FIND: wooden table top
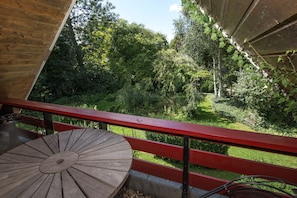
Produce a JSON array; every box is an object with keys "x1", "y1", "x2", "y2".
[{"x1": 0, "y1": 128, "x2": 133, "y2": 198}]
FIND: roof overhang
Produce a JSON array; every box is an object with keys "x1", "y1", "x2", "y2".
[
  {"x1": 195, "y1": 0, "x2": 297, "y2": 97},
  {"x1": 0, "y1": 0, "x2": 76, "y2": 102}
]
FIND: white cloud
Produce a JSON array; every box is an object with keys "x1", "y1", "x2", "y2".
[{"x1": 169, "y1": 3, "x2": 182, "y2": 12}]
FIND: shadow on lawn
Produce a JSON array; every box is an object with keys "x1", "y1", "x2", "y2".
[{"x1": 196, "y1": 95, "x2": 236, "y2": 127}]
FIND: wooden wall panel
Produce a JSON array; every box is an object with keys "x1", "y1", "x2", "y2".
[{"x1": 0, "y1": 0, "x2": 75, "y2": 105}]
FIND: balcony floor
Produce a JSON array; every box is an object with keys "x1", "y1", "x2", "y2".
[{"x1": 0, "y1": 123, "x2": 37, "y2": 154}]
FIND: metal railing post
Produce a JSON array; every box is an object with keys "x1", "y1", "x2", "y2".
[
  {"x1": 182, "y1": 136, "x2": 190, "y2": 198},
  {"x1": 98, "y1": 122, "x2": 107, "y2": 130},
  {"x1": 43, "y1": 112, "x2": 54, "y2": 135}
]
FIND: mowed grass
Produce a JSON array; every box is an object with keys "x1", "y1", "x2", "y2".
[{"x1": 106, "y1": 94, "x2": 297, "y2": 180}]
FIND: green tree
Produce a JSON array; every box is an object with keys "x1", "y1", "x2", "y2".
[
  {"x1": 30, "y1": 28, "x2": 78, "y2": 101},
  {"x1": 232, "y1": 68, "x2": 297, "y2": 127},
  {"x1": 153, "y1": 49, "x2": 210, "y2": 117},
  {"x1": 108, "y1": 20, "x2": 168, "y2": 86}
]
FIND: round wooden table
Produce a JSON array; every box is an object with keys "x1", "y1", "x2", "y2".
[{"x1": 0, "y1": 128, "x2": 132, "y2": 198}]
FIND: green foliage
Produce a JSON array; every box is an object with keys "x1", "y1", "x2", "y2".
[
  {"x1": 232, "y1": 69, "x2": 297, "y2": 128},
  {"x1": 153, "y1": 49, "x2": 210, "y2": 118},
  {"x1": 115, "y1": 82, "x2": 163, "y2": 115},
  {"x1": 146, "y1": 132, "x2": 229, "y2": 155},
  {"x1": 108, "y1": 20, "x2": 168, "y2": 86}
]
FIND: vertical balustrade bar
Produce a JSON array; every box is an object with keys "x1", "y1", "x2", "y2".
[
  {"x1": 182, "y1": 136, "x2": 190, "y2": 198},
  {"x1": 0, "y1": 105, "x2": 13, "y2": 116},
  {"x1": 98, "y1": 122, "x2": 107, "y2": 130},
  {"x1": 43, "y1": 112, "x2": 54, "y2": 135}
]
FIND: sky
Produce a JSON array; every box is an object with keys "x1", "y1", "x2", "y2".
[{"x1": 107, "y1": 0, "x2": 182, "y2": 41}]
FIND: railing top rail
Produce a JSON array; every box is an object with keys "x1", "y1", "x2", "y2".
[{"x1": 1, "y1": 98, "x2": 297, "y2": 156}]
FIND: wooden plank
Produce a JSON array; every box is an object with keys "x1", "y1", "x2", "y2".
[
  {"x1": 65, "y1": 129, "x2": 84, "y2": 151},
  {"x1": 209, "y1": 0, "x2": 225, "y2": 24},
  {"x1": 0, "y1": 11, "x2": 57, "y2": 32},
  {"x1": 31, "y1": 174, "x2": 54, "y2": 198},
  {"x1": 233, "y1": 0, "x2": 297, "y2": 44},
  {"x1": 0, "y1": 26, "x2": 55, "y2": 46},
  {"x1": 74, "y1": 131, "x2": 114, "y2": 153},
  {"x1": 67, "y1": 167, "x2": 115, "y2": 198},
  {"x1": 58, "y1": 130, "x2": 73, "y2": 152},
  {"x1": 61, "y1": 170, "x2": 86, "y2": 198},
  {"x1": 0, "y1": 43, "x2": 47, "y2": 54},
  {"x1": 26, "y1": 138, "x2": 54, "y2": 156},
  {"x1": 220, "y1": 0, "x2": 253, "y2": 35},
  {"x1": 42, "y1": 134, "x2": 60, "y2": 154},
  {"x1": 0, "y1": 8, "x2": 61, "y2": 29},
  {"x1": 0, "y1": 162, "x2": 40, "y2": 172},
  {"x1": 75, "y1": 159, "x2": 132, "y2": 172},
  {"x1": 70, "y1": 129, "x2": 108, "y2": 152},
  {"x1": 78, "y1": 149, "x2": 132, "y2": 161},
  {"x1": 47, "y1": 173, "x2": 63, "y2": 198},
  {"x1": 1, "y1": 0, "x2": 66, "y2": 23},
  {"x1": 72, "y1": 164, "x2": 128, "y2": 188},
  {"x1": 0, "y1": 153, "x2": 44, "y2": 163},
  {"x1": 80, "y1": 140, "x2": 131, "y2": 156},
  {"x1": 64, "y1": 129, "x2": 85, "y2": 151},
  {"x1": 15, "y1": 174, "x2": 50, "y2": 197},
  {"x1": 78, "y1": 134, "x2": 127, "y2": 155},
  {"x1": 0, "y1": 166, "x2": 41, "y2": 197},
  {"x1": 7, "y1": 143, "x2": 48, "y2": 159},
  {"x1": 0, "y1": 33, "x2": 52, "y2": 46},
  {"x1": 250, "y1": 22, "x2": 297, "y2": 54},
  {"x1": 78, "y1": 137, "x2": 127, "y2": 155}
]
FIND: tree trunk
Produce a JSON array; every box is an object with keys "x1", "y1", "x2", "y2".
[
  {"x1": 218, "y1": 48, "x2": 223, "y2": 98},
  {"x1": 66, "y1": 17, "x2": 84, "y2": 69},
  {"x1": 212, "y1": 57, "x2": 217, "y2": 97}
]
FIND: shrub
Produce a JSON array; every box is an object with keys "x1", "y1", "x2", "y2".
[{"x1": 146, "y1": 132, "x2": 229, "y2": 155}]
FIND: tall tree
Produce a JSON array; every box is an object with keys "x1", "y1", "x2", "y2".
[{"x1": 108, "y1": 20, "x2": 168, "y2": 86}]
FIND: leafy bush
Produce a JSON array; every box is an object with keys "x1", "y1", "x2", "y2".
[{"x1": 146, "y1": 132, "x2": 229, "y2": 155}]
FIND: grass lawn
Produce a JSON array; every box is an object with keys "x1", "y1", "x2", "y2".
[
  {"x1": 106, "y1": 94, "x2": 297, "y2": 180},
  {"x1": 53, "y1": 93, "x2": 296, "y2": 180}
]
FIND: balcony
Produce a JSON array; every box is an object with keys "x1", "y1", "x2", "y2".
[{"x1": 1, "y1": 98, "x2": 296, "y2": 197}]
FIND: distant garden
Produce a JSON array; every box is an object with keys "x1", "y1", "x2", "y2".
[{"x1": 30, "y1": 0, "x2": 297, "y2": 136}]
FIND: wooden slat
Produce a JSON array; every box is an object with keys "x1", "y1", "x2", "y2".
[
  {"x1": 42, "y1": 134, "x2": 60, "y2": 154},
  {"x1": 7, "y1": 144, "x2": 48, "y2": 159},
  {"x1": 64, "y1": 129, "x2": 86, "y2": 151},
  {"x1": 0, "y1": 167, "x2": 41, "y2": 197},
  {"x1": 75, "y1": 159, "x2": 132, "y2": 172},
  {"x1": 58, "y1": 130, "x2": 73, "y2": 152},
  {"x1": 0, "y1": 153, "x2": 44, "y2": 163},
  {"x1": 47, "y1": 173, "x2": 63, "y2": 198},
  {"x1": 250, "y1": 22, "x2": 297, "y2": 54},
  {"x1": 233, "y1": 0, "x2": 297, "y2": 44},
  {"x1": 16, "y1": 174, "x2": 51, "y2": 197},
  {"x1": 67, "y1": 167, "x2": 115, "y2": 198},
  {"x1": 78, "y1": 135, "x2": 128, "y2": 155},
  {"x1": 74, "y1": 131, "x2": 114, "y2": 153},
  {"x1": 218, "y1": 0, "x2": 253, "y2": 34},
  {"x1": 79, "y1": 149, "x2": 132, "y2": 161},
  {"x1": 61, "y1": 170, "x2": 86, "y2": 198},
  {"x1": 69, "y1": 129, "x2": 107, "y2": 152},
  {"x1": 72, "y1": 164, "x2": 128, "y2": 188},
  {"x1": 1, "y1": 0, "x2": 63, "y2": 20},
  {"x1": 25, "y1": 137, "x2": 54, "y2": 156}
]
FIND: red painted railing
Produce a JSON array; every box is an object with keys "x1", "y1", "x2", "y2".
[{"x1": 1, "y1": 98, "x2": 297, "y2": 191}]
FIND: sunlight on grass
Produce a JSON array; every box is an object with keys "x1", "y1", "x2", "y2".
[
  {"x1": 104, "y1": 93, "x2": 297, "y2": 180},
  {"x1": 196, "y1": 94, "x2": 255, "y2": 132}
]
